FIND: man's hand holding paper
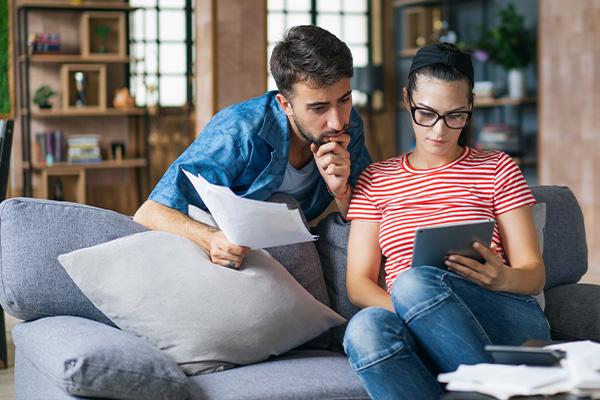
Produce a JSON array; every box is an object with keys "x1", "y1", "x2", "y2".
[{"x1": 183, "y1": 169, "x2": 318, "y2": 263}]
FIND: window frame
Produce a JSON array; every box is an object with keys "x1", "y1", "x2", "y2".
[
  {"x1": 129, "y1": 0, "x2": 195, "y2": 109},
  {"x1": 267, "y1": 0, "x2": 372, "y2": 91}
]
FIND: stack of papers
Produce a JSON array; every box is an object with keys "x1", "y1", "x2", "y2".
[
  {"x1": 183, "y1": 169, "x2": 318, "y2": 249},
  {"x1": 438, "y1": 341, "x2": 600, "y2": 399}
]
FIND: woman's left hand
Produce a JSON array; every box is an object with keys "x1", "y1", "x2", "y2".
[{"x1": 444, "y1": 242, "x2": 509, "y2": 291}]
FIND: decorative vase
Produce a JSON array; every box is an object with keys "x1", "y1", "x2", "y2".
[{"x1": 508, "y1": 68, "x2": 525, "y2": 99}]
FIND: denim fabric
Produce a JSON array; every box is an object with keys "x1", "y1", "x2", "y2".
[
  {"x1": 13, "y1": 316, "x2": 190, "y2": 400},
  {"x1": 343, "y1": 266, "x2": 550, "y2": 400},
  {"x1": 149, "y1": 91, "x2": 371, "y2": 221}
]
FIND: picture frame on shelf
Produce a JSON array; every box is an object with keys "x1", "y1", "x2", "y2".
[
  {"x1": 61, "y1": 64, "x2": 107, "y2": 112},
  {"x1": 81, "y1": 11, "x2": 125, "y2": 60},
  {"x1": 402, "y1": 6, "x2": 440, "y2": 52}
]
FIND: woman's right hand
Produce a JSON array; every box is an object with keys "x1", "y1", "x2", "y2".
[{"x1": 208, "y1": 231, "x2": 250, "y2": 269}]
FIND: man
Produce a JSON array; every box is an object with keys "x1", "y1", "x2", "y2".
[{"x1": 134, "y1": 25, "x2": 371, "y2": 269}]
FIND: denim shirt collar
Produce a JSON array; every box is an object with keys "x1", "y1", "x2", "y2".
[{"x1": 258, "y1": 92, "x2": 290, "y2": 152}]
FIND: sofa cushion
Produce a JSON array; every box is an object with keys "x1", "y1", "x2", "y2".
[
  {"x1": 58, "y1": 230, "x2": 345, "y2": 375},
  {"x1": 544, "y1": 283, "x2": 600, "y2": 341},
  {"x1": 188, "y1": 350, "x2": 369, "y2": 400},
  {"x1": 12, "y1": 316, "x2": 190, "y2": 400},
  {"x1": 264, "y1": 194, "x2": 330, "y2": 307},
  {"x1": 313, "y1": 212, "x2": 360, "y2": 321},
  {"x1": 0, "y1": 198, "x2": 145, "y2": 324},
  {"x1": 531, "y1": 186, "x2": 588, "y2": 289}
]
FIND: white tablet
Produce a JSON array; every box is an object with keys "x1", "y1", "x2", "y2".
[{"x1": 411, "y1": 219, "x2": 496, "y2": 268}]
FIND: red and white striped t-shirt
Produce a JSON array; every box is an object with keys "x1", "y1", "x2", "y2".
[{"x1": 347, "y1": 147, "x2": 536, "y2": 291}]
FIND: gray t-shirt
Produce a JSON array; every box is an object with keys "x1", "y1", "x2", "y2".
[{"x1": 277, "y1": 160, "x2": 320, "y2": 211}]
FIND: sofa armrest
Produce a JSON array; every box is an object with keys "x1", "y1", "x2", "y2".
[
  {"x1": 544, "y1": 283, "x2": 600, "y2": 341},
  {"x1": 12, "y1": 316, "x2": 190, "y2": 400}
]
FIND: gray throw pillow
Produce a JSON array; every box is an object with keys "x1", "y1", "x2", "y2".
[
  {"x1": 58, "y1": 231, "x2": 345, "y2": 375},
  {"x1": 12, "y1": 316, "x2": 190, "y2": 400}
]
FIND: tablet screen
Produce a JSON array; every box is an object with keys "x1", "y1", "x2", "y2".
[{"x1": 411, "y1": 219, "x2": 496, "y2": 268}]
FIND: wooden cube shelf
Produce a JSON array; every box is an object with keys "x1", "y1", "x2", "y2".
[
  {"x1": 81, "y1": 11, "x2": 126, "y2": 59},
  {"x1": 61, "y1": 64, "x2": 107, "y2": 111},
  {"x1": 403, "y1": 6, "x2": 437, "y2": 50}
]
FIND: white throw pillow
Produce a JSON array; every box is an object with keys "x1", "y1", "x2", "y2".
[{"x1": 58, "y1": 231, "x2": 345, "y2": 375}]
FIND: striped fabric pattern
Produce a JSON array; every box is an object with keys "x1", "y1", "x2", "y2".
[{"x1": 347, "y1": 147, "x2": 536, "y2": 291}]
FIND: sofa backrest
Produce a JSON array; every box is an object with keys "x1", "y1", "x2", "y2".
[
  {"x1": 0, "y1": 198, "x2": 146, "y2": 323},
  {"x1": 531, "y1": 186, "x2": 588, "y2": 290}
]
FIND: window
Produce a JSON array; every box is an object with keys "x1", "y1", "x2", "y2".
[
  {"x1": 129, "y1": 0, "x2": 194, "y2": 107},
  {"x1": 267, "y1": 0, "x2": 371, "y2": 91}
]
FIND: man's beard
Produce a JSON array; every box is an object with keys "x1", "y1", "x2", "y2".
[{"x1": 292, "y1": 113, "x2": 348, "y2": 146}]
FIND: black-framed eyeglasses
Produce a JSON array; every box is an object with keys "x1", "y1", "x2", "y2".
[{"x1": 409, "y1": 95, "x2": 472, "y2": 130}]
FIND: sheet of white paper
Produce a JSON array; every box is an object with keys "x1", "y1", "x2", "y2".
[
  {"x1": 183, "y1": 169, "x2": 317, "y2": 249},
  {"x1": 546, "y1": 341, "x2": 600, "y2": 389},
  {"x1": 439, "y1": 364, "x2": 570, "y2": 400}
]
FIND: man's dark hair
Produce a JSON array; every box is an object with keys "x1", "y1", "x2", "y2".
[
  {"x1": 270, "y1": 25, "x2": 353, "y2": 99},
  {"x1": 406, "y1": 43, "x2": 474, "y2": 146}
]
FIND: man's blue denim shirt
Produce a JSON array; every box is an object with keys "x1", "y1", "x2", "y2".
[{"x1": 149, "y1": 91, "x2": 372, "y2": 221}]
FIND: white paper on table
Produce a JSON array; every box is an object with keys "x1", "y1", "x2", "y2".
[
  {"x1": 545, "y1": 341, "x2": 600, "y2": 390},
  {"x1": 183, "y1": 169, "x2": 318, "y2": 249},
  {"x1": 438, "y1": 363, "x2": 570, "y2": 400}
]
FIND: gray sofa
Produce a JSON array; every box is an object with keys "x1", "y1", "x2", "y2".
[{"x1": 1, "y1": 185, "x2": 599, "y2": 399}]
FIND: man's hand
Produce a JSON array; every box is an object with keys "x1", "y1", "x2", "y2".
[
  {"x1": 311, "y1": 133, "x2": 351, "y2": 196},
  {"x1": 208, "y1": 230, "x2": 250, "y2": 269},
  {"x1": 444, "y1": 242, "x2": 509, "y2": 291}
]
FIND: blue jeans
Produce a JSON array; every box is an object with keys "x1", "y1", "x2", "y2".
[{"x1": 343, "y1": 266, "x2": 551, "y2": 400}]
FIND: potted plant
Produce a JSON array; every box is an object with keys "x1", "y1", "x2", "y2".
[
  {"x1": 477, "y1": 3, "x2": 535, "y2": 98},
  {"x1": 33, "y1": 85, "x2": 57, "y2": 109}
]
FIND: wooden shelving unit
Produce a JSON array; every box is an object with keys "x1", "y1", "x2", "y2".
[{"x1": 16, "y1": 0, "x2": 149, "y2": 210}]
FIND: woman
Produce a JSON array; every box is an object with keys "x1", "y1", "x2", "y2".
[{"x1": 343, "y1": 43, "x2": 550, "y2": 399}]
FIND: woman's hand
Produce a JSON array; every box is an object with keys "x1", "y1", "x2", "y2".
[{"x1": 444, "y1": 242, "x2": 509, "y2": 291}]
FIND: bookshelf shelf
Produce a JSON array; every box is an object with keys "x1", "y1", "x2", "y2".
[
  {"x1": 474, "y1": 97, "x2": 537, "y2": 108},
  {"x1": 24, "y1": 108, "x2": 146, "y2": 117},
  {"x1": 397, "y1": 97, "x2": 537, "y2": 111},
  {"x1": 30, "y1": 158, "x2": 147, "y2": 172},
  {"x1": 20, "y1": 54, "x2": 133, "y2": 63},
  {"x1": 16, "y1": 1, "x2": 135, "y2": 11}
]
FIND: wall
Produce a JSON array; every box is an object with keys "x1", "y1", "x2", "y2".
[
  {"x1": 538, "y1": 0, "x2": 600, "y2": 280},
  {"x1": 195, "y1": 0, "x2": 267, "y2": 134}
]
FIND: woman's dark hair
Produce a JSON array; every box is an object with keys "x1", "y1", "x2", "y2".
[
  {"x1": 270, "y1": 25, "x2": 353, "y2": 99},
  {"x1": 407, "y1": 43, "x2": 474, "y2": 146}
]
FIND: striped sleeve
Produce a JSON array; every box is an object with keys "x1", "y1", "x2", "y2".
[
  {"x1": 493, "y1": 152, "x2": 536, "y2": 215},
  {"x1": 347, "y1": 167, "x2": 382, "y2": 221}
]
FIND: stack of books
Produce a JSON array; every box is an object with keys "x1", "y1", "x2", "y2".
[
  {"x1": 29, "y1": 33, "x2": 61, "y2": 54},
  {"x1": 33, "y1": 130, "x2": 64, "y2": 166},
  {"x1": 476, "y1": 124, "x2": 521, "y2": 154},
  {"x1": 67, "y1": 135, "x2": 102, "y2": 163}
]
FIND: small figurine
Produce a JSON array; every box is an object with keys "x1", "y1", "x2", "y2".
[{"x1": 113, "y1": 87, "x2": 135, "y2": 109}]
